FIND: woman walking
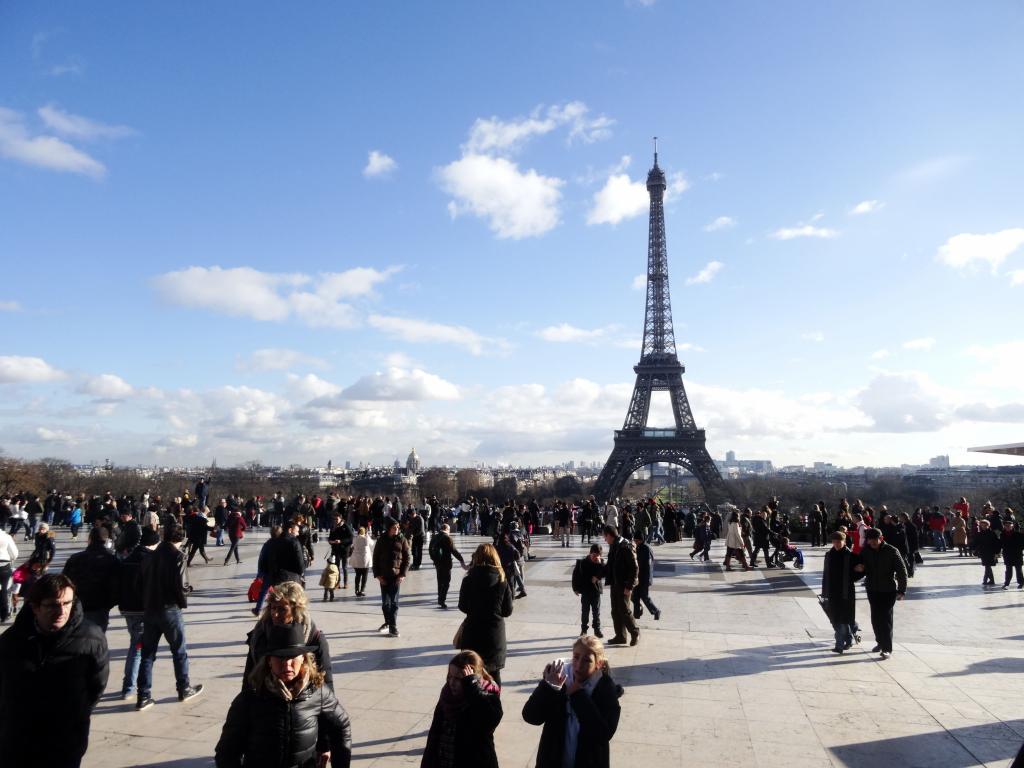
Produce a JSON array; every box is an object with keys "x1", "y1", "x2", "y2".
[
  {"x1": 457, "y1": 544, "x2": 513, "y2": 685},
  {"x1": 244, "y1": 581, "x2": 333, "y2": 689},
  {"x1": 522, "y1": 635, "x2": 623, "y2": 768},
  {"x1": 216, "y1": 622, "x2": 352, "y2": 768},
  {"x1": 420, "y1": 650, "x2": 502, "y2": 768},
  {"x1": 223, "y1": 506, "x2": 247, "y2": 565},
  {"x1": 350, "y1": 526, "x2": 373, "y2": 597},
  {"x1": 723, "y1": 511, "x2": 751, "y2": 571}
]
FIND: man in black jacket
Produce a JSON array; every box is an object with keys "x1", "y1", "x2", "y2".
[
  {"x1": 855, "y1": 528, "x2": 908, "y2": 660},
  {"x1": 602, "y1": 525, "x2": 640, "y2": 646},
  {"x1": 63, "y1": 526, "x2": 120, "y2": 631},
  {"x1": 117, "y1": 527, "x2": 159, "y2": 699},
  {"x1": 372, "y1": 518, "x2": 410, "y2": 637},
  {"x1": 0, "y1": 573, "x2": 109, "y2": 768},
  {"x1": 407, "y1": 507, "x2": 427, "y2": 570},
  {"x1": 115, "y1": 507, "x2": 142, "y2": 557},
  {"x1": 429, "y1": 523, "x2": 466, "y2": 609},
  {"x1": 750, "y1": 508, "x2": 773, "y2": 567},
  {"x1": 572, "y1": 543, "x2": 606, "y2": 638},
  {"x1": 631, "y1": 533, "x2": 661, "y2": 622},
  {"x1": 1000, "y1": 520, "x2": 1024, "y2": 589},
  {"x1": 328, "y1": 512, "x2": 354, "y2": 589},
  {"x1": 136, "y1": 524, "x2": 203, "y2": 711},
  {"x1": 267, "y1": 519, "x2": 306, "y2": 587}
]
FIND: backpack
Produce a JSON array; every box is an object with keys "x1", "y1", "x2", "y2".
[
  {"x1": 571, "y1": 559, "x2": 586, "y2": 593},
  {"x1": 429, "y1": 534, "x2": 445, "y2": 563}
]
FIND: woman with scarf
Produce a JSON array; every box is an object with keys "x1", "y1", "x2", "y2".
[
  {"x1": 420, "y1": 650, "x2": 502, "y2": 768},
  {"x1": 216, "y1": 622, "x2": 352, "y2": 768},
  {"x1": 522, "y1": 636, "x2": 623, "y2": 768},
  {"x1": 244, "y1": 581, "x2": 333, "y2": 690}
]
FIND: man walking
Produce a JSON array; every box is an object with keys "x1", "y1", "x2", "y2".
[
  {"x1": 63, "y1": 527, "x2": 120, "y2": 631},
  {"x1": 428, "y1": 523, "x2": 466, "y2": 608},
  {"x1": 855, "y1": 528, "x2": 908, "y2": 660},
  {"x1": 117, "y1": 527, "x2": 159, "y2": 698},
  {"x1": 0, "y1": 525, "x2": 17, "y2": 624},
  {"x1": 1000, "y1": 520, "x2": 1024, "y2": 589},
  {"x1": 631, "y1": 532, "x2": 661, "y2": 621},
  {"x1": 821, "y1": 530, "x2": 862, "y2": 653},
  {"x1": 407, "y1": 506, "x2": 426, "y2": 570},
  {"x1": 0, "y1": 573, "x2": 109, "y2": 768},
  {"x1": 372, "y1": 518, "x2": 410, "y2": 637},
  {"x1": 327, "y1": 511, "x2": 354, "y2": 590},
  {"x1": 602, "y1": 524, "x2": 639, "y2": 646},
  {"x1": 136, "y1": 524, "x2": 203, "y2": 710}
]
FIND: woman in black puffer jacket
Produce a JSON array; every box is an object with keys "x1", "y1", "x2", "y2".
[
  {"x1": 216, "y1": 623, "x2": 351, "y2": 768},
  {"x1": 458, "y1": 544, "x2": 513, "y2": 685}
]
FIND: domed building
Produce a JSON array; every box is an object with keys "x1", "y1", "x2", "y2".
[{"x1": 406, "y1": 447, "x2": 421, "y2": 473}]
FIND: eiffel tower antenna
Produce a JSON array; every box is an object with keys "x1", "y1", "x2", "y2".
[{"x1": 592, "y1": 146, "x2": 727, "y2": 505}]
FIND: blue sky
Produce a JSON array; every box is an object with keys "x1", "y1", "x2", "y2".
[{"x1": 1, "y1": 1, "x2": 1023, "y2": 469}]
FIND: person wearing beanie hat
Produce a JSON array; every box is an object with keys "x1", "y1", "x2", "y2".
[
  {"x1": 854, "y1": 527, "x2": 908, "y2": 660},
  {"x1": 116, "y1": 523, "x2": 161, "y2": 698},
  {"x1": 371, "y1": 517, "x2": 410, "y2": 637}
]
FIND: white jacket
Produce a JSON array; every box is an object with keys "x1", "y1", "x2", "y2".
[
  {"x1": 0, "y1": 529, "x2": 18, "y2": 564},
  {"x1": 726, "y1": 521, "x2": 744, "y2": 549},
  {"x1": 350, "y1": 534, "x2": 374, "y2": 570}
]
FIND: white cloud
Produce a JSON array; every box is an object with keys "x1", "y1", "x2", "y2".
[
  {"x1": 78, "y1": 373, "x2": 133, "y2": 400},
  {"x1": 895, "y1": 155, "x2": 968, "y2": 185},
  {"x1": 463, "y1": 101, "x2": 613, "y2": 155},
  {"x1": 1010, "y1": 270, "x2": 1024, "y2": 286},
  {"x1": 903, "y1": 337, "x2": 936, "y2": 351},
  {"x1": 537, "y1": 323, "x2": 610, "y2": 343},
  {"x1": 854, "y1": 371, "x2": 949, "y2": 432},
  {"x1": 849, "y1": 200, "x2": 884, "y2": 216},
  {"x1": 0, "y1": 356, "x2": 66, "y2": 383},
  {"x1": 631, "y1": 275, "x2": 646, "y2": 291},
  {"x1": 936, "y1": 228, "x2": 1024, "y2": 273},
  {"x1": 439, "y1": 154, "x2": 563, "y2": 239},
  {"x1": 870, "y1": 349, "x2": 891, "y2": 360},
  {"x1": 965, "y1": 341, "x2": 1024, "y2": 386},
  {"x1": 156, "y1": 433, "x2": 199, "y2": 450},
  {"x1": 35, "y1": 426, "x2": 78, "y2": 444},
  {"x1": 587, "y1": 173, "x2": 647, "y2": 226},
  {"x1": 237, "y1": 348, "x2": 327, "y2": 372},
  {"x1": 587, "y1": 168, "x2": 688, "y2": 226},
  {"x1": 801, "y1": 331, "x2": 825, "y2": 343},
  {"x1": 770, "y1": 221, "x2": 839, "y2": 240},
  {"x1": 340, "y1": 367, "x2": 460, "y2": 401},
  {"x1": 363, "y1": 150, "x2": 397, "y2": 178},
  {"x1": 37, "y1": 104, "x2": 135, "y2": 140},
  {"x1": 368, "y1": 314, "x2": 506, "y2": 356},
  {"x1": 0, "y1": 300, "x2": 20, "y2": 312},
  {"x1": 153, "y1": 265, "x2": 399, "y2": 328},
  {"x1": 703, "y1": 216, "x2": 736, "y2": 232},
  {"x1": 685, "y1": 261, "x2": 724, "y2": 286},
  {"x1": 285, "y1": 373, "x2": 342, "y2": 401},
  {"x1": 0, "y1": 106, "x2": 105, "y2": 178}
]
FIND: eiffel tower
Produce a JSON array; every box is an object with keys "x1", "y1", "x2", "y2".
[{"x1": 592, "y1": 143, "x2": 727, "y2": 504}]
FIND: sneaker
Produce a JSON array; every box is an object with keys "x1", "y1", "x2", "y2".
[
  {"x1": 378, "y1": 623, "x2": 390, "y2": 633},
  {"x1": 178, "y1": 684, "x2": 204, "y2": 703},
  {"x1": 879, "y1": 651, "x2": 890, "y2": 660},
  {"x1": 516, "y1": 591, "x2": 528, "y2": 599},
  {"x1": 389, "y1": 628, "x2": 400, "y2": 638},
  {"x1": 629, "y1": 633, "x2": 639, "y2": 647},
  {"x1": 606, "y1": 636, "x2": 627, "y2": 646},
  {"x1": 136, "y1": 696, "x2": 155, "y2": 711},
  {"x1": 121, "y1": 689, "x2": 134, "y2": 701}
]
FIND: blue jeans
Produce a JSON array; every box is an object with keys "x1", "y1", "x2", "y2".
[
  {"x1": 138, "y1": 607, "x2": 191, "y2": 697},
  {"x1": 122, "y1": 614, "x2": 146, "y2": 694},
  {"x1": 380, "y1": 581, "x2": 400, "y2": 630},
  {"x1": 834, "y1": 622, "x2": 853, "y2": 649},
  {"x1": 254, "y1": 577, "x2": 272, "y2": 614}
]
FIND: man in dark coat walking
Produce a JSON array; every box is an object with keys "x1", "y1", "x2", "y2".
[
  {"x1": 821, "y1": 530, "x2": 863, "y2": 653},
  {"x1": 631, "y1": 532, "x2": 661, "y2": 622},
  {"x1": 855, "y1": 527, "x2": 908, "y2": 660},
  {"x1": 602, "y1": 525, "x2": 639, "y2": 646},
  {"x1": 0, "y1": 573, "x2": 109, "y2": 768},
  {"x1": 407, "y1": 507, "x2": 427, "y2": 570},
  {"x1": 1000, "y1": 520, "x2": 1024, "y2": 589},
  {"x1": 63, "y1": 526, "x2": 120, "y2": 631},
  {"x1": 372, "y1": 518, "x2": 410, "y2": 637},
  {"x1": 429, "y1": 523, "x2": 466, "y2": 608}
]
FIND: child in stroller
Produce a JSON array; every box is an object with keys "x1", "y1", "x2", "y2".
[{"x1": 770, "y1": 536, "x2": 805, "y2": 569}]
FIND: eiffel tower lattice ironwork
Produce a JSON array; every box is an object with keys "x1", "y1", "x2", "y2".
[{"x1": 592, "y1": 144, "x2": 728, "y2": 504}]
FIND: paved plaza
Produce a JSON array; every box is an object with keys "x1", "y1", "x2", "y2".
[{"x1": 35, "y1": 529, "x2": 1021, "y2": 768}]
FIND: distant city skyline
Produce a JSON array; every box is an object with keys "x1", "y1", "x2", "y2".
[{"x1": 1, "y1": 3, "x2": 1022, "y2": 469}]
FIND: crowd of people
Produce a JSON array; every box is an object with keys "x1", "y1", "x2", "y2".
[{"x1": 1, "y1": 484, "x2": 1022, "y2": 767}]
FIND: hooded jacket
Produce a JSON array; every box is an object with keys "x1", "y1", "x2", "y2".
[{"x1": 0, "y1": 598, "x2": 109, "y2": 768}]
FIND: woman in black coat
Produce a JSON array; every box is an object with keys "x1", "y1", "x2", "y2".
[
  {"x1": 820, "y1": 531, "x2": 864, "y2": 653},
  {"x1": 421, "y1": 650, "x2": 502, "y2": 768},
  {"x1": 458, "y1": 544, "x2": 513, "y2": 685},
  {"x1": 522, "y1": 636, "x2": 622, "y2": 768},
  {"x1": 216, "y1": 623, "x2": 351, "y2": 768}
]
